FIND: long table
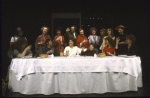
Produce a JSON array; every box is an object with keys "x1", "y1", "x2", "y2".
[{"x1": 8, "y1": 56, "x2": 142, "y2": 95}]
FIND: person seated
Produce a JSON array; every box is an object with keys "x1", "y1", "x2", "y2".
[
  {"x1": 13, "y1": 38, "x2": 32, "y2": 58},
  {"x1": 53, "y1": 28, "x2": 66, "y2": 52},
  {"x1": 103, "y1": 37, "x2": 116, "y2": 56},
  {"x1": 115, "y1": 34, "x2": 137, "y2": 56},
  {"x1": 76, "y1": 28, "x2": 89, "y2": 49},
  {"x1": 42, "y1": 39, "x2": 60, "y2": 56},
  {"x1": 80, "y1": 44, "x2": 96, "y2": 56},
  {"x1": 98, "y1": 28, "x2": 106, "y2": 53},
  {"x1": 88, "y1": 27, "x2": 99, "y2": 54},
  {"x1": 101, "y1": 28, "x2": 115, "y2": 53},
  {"x1": 64, "y1": 38, "x2": 81, "y2": 57}
]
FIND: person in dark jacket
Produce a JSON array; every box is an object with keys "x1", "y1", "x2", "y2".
[
  {"x1": 115, "y1": 34, "x2": 137, "y2": 56},
  {"x1": 42, "y1": 39, "x2": 60, "y2": 56},
  {"x1": 81, "y1": 44, "x2": 96, "y2": 56}
]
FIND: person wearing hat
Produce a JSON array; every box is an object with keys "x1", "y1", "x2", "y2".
[
  {"x1": 88, "y1": 27, "x2": 99, "y2": 54},
  {"x1": 76, "y1": 28, "x2": 89, "y2": 49},
  {"x1": 53, "y1": 28, "x2": 66, "y2": 52},
  {"x1": 35, "y1": 26, "x2": 51, "y2": 57},
  {"x1": 115, "y1": 25, "x2": 127, "y2": 44},
  {"x1": 10, "y1": 27, "x2": 27, "y2": 47}
]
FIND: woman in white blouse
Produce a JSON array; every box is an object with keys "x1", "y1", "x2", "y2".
[{"x1": 64, "y1": 38, "x2": 81, "y2": 57}]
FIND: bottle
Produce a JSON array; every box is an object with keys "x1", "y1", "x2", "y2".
[
  {"x1": 94, "y1": 53, "x2": 97, "y2": 58},
  {"x1": 51, "y1": 54, "x2": 54, "y2": 58}
]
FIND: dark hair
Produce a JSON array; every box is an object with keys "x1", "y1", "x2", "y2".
[
  {"x1": 55, "y1": 27, "x2": 62, "y2": 32},
  {"x1": 90, "y1": 27, "x2": 97, "y2": 33},
  {"x1": 68, "y1": 37, "x2": 75, "y2": 46},
  {"x1": 89, "y1": 43, "x2": 94, "y2": 48},
  {"x1": 44, "y1": 39, "x2": 51, "y2": 47},
  {"x1": 105, "y1": 37, "x2": 115, "y2": 48},
  {"x1": 71, "y1": 25, "x2": 77, "y2": 30},
  {"x1": 106, "y1": 28, "x2": 114, "y2": 37},
  {"x1": 14, "y1": 38, "x2": 27, "y2": 52},
  {"x1": 126, "y1": 34, "x2": 136, "y2": 44},
  {"x1": 100, "y1": 28, "x2": 107, "y2": 38}
]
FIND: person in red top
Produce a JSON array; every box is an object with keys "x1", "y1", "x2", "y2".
[
  {"x1": 53, "y1": 28, "x2": 66, "y2": 52},
  {"x1": 76, "y1": 28, "x2": 89, "y2": 48},
  {"x1": 103, "y1": 37, "x2": 116, "y2": 56}
]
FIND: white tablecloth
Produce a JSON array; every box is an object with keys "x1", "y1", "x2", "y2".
[
  {"x1": 8, "y1": 56, "x2": 142, "y2": 95},
  {"x1": 10, "y1": 56, "x2": 141, "y2": 81}
]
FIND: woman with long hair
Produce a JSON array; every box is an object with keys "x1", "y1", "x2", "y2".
[
  {"x1": 98, "y1": 28, "x2": 106, "y2": 53},
  {"x1": 13, "y1": 38, "x2": 32, "y2": 58},
  {"x1": 103, "y1": 37, "x2": 116, "y2": 56},
  {"x1": 101, "y1": 28, "x2": 115, "y2": 53}
]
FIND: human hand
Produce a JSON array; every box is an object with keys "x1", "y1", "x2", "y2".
[
  {"x1": 116, "y1": 38, "x2": 120, "y2": 44},
  {"x1": 93, "y1": 37, "x2": 96, "y2": 40},
  {"x1": 38, "y1": 41, "x2": 43, "y2": 44},
  {"x1": 81, "y1": 47, "x2": 85, "y2": 51},
  {"x1": 88, "y1": 36, "x2": 91, "y2": 39},
  {"x1": 66, "y1": 50, "x2": 69, "y2": 56},
  {"x1": 47, "y1": 49, "x2": 53, "y2": 54},
  {"x1": 107, "y1": 52, "x2": 112, "y2": 56}
]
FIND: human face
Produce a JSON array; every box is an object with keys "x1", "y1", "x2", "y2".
[
  {"x1": 80, "y1": 30, "x2": 84, "y2": 35},
  {"x1": 71, "y1": 26, "x2": 75, "y2": 32},
  {"x1": 92, "y1": 30, "x2": 96, "y2": 35},
  {"x1": 89, "y1": 45, "x2": 94, "y2": 51},
  {"x1": 100, "y1": 30, "x2": 104, "y2": 35},
  {"x1": 107, "y1": 29, "x2": 111, "y2": 35},
  {"x1": 48, "y1": 40, "x2": 52, "y2": 46},
  {"x1": 126, "y1": 38, "x2": 132, "y2": 45},
  {"x1": 69, "y1": 40, "x2": 74, "y2": 47},
  {"x1": 18, "y1": 31, "x2": 23, "y2": 36},
  {"x1": 105, "y1": 39, "x2": 109, "y2": 45},
  {"x1": 118, "y1": 28, "x2": 123, "y2": 34},
  {"x1": 43, "y1": 28, "x2": 48, "y2": 34},
  {"x1": 57, "y1": 30, "x2": 61, "y2": 35}
]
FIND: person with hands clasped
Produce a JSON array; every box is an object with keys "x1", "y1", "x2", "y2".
[
  {"x1": 76, "y1": 28, "x2": 89, "y2": 49},
  {"x1": 88, "y1": 27, "x2": 99, "y2": 54}
]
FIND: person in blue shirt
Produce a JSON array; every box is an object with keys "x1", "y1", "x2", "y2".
[
  {"x1": 42, "y1": 39, "x2": 60, "y2": 56},
  {"x1": 88, "y1": 27, "x2": 99, "y2": 54}
]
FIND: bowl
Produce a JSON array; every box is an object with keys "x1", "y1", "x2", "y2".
[
  {"x1": 97, "y1": 53, "x2": 106, "y2": 57},
  {"x1": 40, "y1": 54, "x2": 48, "y2": 58}
]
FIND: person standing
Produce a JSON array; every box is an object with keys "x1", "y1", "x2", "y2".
[
  {"x1": 10, "y1": 27, "x2": 27, "y2": 47},
  {"x1": 115, "y1": 25, "x2": 127, "y2": 44},
  {"x1": 76, "y1": 28, "x2": 89, "y2": 49},
  {"x1": 53, "y1": 28, "x2": 66, "y2": 52},
  {"x1": 88, "y1": 27, "x2": 99, "y2": 54},
  {"x1": 35, "y1": 26, "x2": 51, "y2": 57}
]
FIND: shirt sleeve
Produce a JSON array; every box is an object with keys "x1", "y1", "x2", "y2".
[{"x1": 13, "y1": 49, "x2": 21, "y2": 58}]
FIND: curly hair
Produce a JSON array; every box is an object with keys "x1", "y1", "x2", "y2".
[
  {"x1": 106, "y1": 28, "x2": 114, "y2": 37},
  {"x1": 105, "y1": 37, "x2": 115, "y2": 48},
  {"x1": 126, "y1": 34, "x2": 136, "y2": 44},
  {"x1": 90, "y1": 27, "x2": 97, "y2": 33},
  {"x1": 14, "y1": 38, "x2": 28, "y2": 52},
  {"x1": 41, "y1": 26, "x2": 50, "y2": 31}
]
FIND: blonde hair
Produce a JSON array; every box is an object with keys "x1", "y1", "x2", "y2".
[{"x1": 41, "y1": 26, "x2": 50, "y2": 31}]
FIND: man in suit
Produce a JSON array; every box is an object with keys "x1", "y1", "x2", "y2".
[{"x1": 64, "y1": 26, "x2": 78, "y2": 46}]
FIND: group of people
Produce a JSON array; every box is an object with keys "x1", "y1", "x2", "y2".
[
  {"x1": 4, "y1": 25, "x2": 137, "y2": 85},
  {"x1": 8, "y1": 25, "x2": 137, "y2": 58}
]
